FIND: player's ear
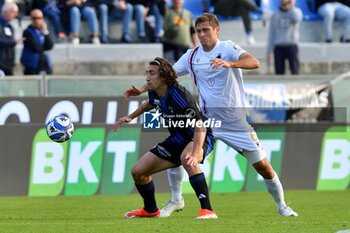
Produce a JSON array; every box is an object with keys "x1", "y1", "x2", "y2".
[{"x1": 215, "y1": 26, "x2": 220, "y2": 34}]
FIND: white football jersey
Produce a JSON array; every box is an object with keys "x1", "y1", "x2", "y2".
[
  {"x1": 174, "y1": 40, "x2": 261, "y2": 152},
  {"x1": 174, "y1": 40, "x2": 250, "y2": 125},
  {"x1": 174, "y1": 40, "x2": 247, "y2": 108}
]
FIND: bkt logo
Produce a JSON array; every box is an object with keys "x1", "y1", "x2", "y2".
[
  {"x1": 29, "y1": 127, "x2": 141, "y2": 196},
  {"x1": 143, "y1": 110, "x2": 162, "y2": 128}
]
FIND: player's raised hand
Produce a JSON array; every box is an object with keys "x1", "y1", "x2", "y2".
[
  {"x1": 112, "y1": 116, "x2": 132, "y2": 132},
  {"x1": 124, "y1": 85, "x2": 142, "y2": 101},
  {"x1": 210, "y1": 58, "x2": 230, "y2": 69}
]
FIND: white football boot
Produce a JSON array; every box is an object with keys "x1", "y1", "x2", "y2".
[
  {"x1": 278, "y1": 205, "x2": 298, "y2": 217},
  {"x1": 159, "y1": 198, "x2": 185, "y2": 217}
]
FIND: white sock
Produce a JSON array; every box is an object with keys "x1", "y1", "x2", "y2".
[
  {"x1": 264, "y1": 172, "x2": 286, "y2": 209},
  {"x1": 167, "y1": 166, "x2": 184, "y2": 202}
]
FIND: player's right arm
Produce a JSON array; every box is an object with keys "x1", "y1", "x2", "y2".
[
  {"x1": 185, "y1": 121, "x2": 207, "y2": 167},
  {"x1": 124, "y1": 51, "x2": 192, "y2": 100},
  {"x1": 124, "y1": 84, "x2": 148, "y2": 101},
  {"x1": 112, "y1": 100, "x2": 153, "y2": 132}
]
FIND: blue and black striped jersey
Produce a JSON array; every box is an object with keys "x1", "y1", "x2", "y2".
[{"x1": 148, "y1": 83, "x2": 213, "y2": 144}]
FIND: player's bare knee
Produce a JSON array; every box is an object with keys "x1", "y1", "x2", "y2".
[
  {"x1": 131, "y1": 165, "x2": 151, "y2": 183},
  {"x1": 130, "y1": 166, "x2": 142, "y2": 181},
  {"x1": 181, "y1": 162, "x2": 192, "y2": 172}
]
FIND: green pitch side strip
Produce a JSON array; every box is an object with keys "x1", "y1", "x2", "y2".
[
  {"x1": 64, "y1": 128, "x2": 105, "y2": 196},
  {"x1": 245, "y1": 127, "x2": 285, "y2": 192},
  {"x1": 317, "y1": 126, "x2": 350, "y2": 190},
  {"x1": 100, "y1": 128, "x2": 140, "y2": 194},
  {"x1": 29, "y1": 129, "x2": 68, "y2": 196}
]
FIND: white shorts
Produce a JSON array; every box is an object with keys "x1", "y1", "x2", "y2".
[
  {"x1": 213, "y1": 129, "x2": 266, "y2": 164},
  {"x1": 206, "y1": 109, "x2": 266, "y2": 163},
  {"x1": 213, "y1": 129, "x2": 262, "y2": 152}
]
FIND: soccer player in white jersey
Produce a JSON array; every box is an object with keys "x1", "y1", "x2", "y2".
[{"x1": 124, "y1": 13, "x2": 298, "y2": 218}]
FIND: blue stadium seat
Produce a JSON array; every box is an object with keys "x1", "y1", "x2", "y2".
[
  {"x1": 210, "y1": 0, "x2": 263, "y2": 21},
  {"x1": 295, "y1": 0, "x2": 321, "y2": 20},
  {"x1": 183, "y1": 0, "x2": 204, "y2": 18},
  {"x1": 178, "y1": 0, "x2": 320, "y2": 22},
  {"x1": 260, "y1": 0, "x2": 280, "y2": 12}
]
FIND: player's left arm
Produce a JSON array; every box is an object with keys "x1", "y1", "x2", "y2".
[
  {"x1": 182, "y1": 91, "x2": 207, "y2": 166},
  {"x1": 186, "y1": 123, "x2": 207, "y2": 167},
  {"x1": 211, "y1": 52, "x2": 260, "y2": 70}
]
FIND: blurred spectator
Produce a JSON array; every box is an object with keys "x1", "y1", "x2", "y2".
[
  {"x1": 20, "y1": 9, "x2": 54, "y2": 74},
  {"x1": 145, "y1": 0, "x2": 164, "y2": 43},
  {"x1": 315, "y1": 0, "x2": 350, "y2": 42},
  {"x1": 122, "y1": 0, "x2": 152, "y2": 43},
  {"x1": 162, "y1": 0, "x2": 198, "y2": 62},
  {"x1": 91, "y1": 0, "x2": 111, "y2": 43},
  {"x1": 58, "y1": 0, "x2": 100, "y2": 45},
  {"x1": 32, "y1": 0, "x2": 66, "y2": 42},
  {"x1": 202, "y1": 0, "x2": 210, "y2": 12},
  {"x1": 267, "y1": 0, "x2": 302, "y2": 75},
  {"x1": 107, "y1": 0, "x2": 133, "y2": 42},
  {"x1": 91, "y1": 0, "x2": 132, "y2": 43},
  {"x1": 0, "y1": 2, "x2": 22, "y2": 75},
  {"x1": 213, "y1": 0, "x2": 259, "y2": 44}
]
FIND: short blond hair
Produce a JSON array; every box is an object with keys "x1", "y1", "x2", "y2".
[{"x1": 195, "y1": 13, "x2": 220, "y2": 28}]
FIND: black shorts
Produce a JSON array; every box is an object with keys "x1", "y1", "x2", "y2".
[{"x1": 149, "y1": 134, "x2": 214, "y2": 166}]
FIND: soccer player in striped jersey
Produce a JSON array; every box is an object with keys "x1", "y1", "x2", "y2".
[
  {"x1": 124, "y1": 13, "x2": 298, "y2": 217},
  {"x1": 114, "y1": 57, "x2": 217, "y2": 219}
]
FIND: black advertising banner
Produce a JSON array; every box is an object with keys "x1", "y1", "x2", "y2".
[
  {"x1": 285, "y1": 84, "x2": 334, "y2": 122},
  {"x1": 0, "y1": 97, "x2": 143, "y2": 125},
  {"x1": 245, "y1": 82, "x2": 336, "y2": 123}
]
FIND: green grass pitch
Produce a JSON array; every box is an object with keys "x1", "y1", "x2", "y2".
[{"x1": 0, "y1": 190, "x2": 349, "y2": 233}]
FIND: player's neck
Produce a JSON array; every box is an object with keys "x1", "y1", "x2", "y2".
[
  {"x1": 202, "y1": 42, "x2": 217, "y2": 52},
  {"x1": 155, "y1": 85, "x2": 168, "y2": 97}
]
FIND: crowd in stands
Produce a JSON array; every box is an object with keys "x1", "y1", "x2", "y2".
[
  {"x1": 1, "y1": 0, "x2": 350, "y2": 76},
  {"x1": 2, "y1": 0, "x2": 350, "y2": 45}
]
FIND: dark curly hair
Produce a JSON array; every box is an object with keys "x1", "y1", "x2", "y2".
[{"x1": 149, "y1": 57, "x2": 178, "y2": 86}]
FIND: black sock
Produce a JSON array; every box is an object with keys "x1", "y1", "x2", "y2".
[
  {"x1": 135, "y1": 180, "x2": 158, "y2": 213},
  {"x1": 189, "y1": 173, "x2": 212, "y2": 210}
]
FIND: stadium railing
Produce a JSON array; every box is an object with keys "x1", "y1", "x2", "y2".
[{"x1": 0, "y1": 73, "x2": 346, "y2": 96}]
